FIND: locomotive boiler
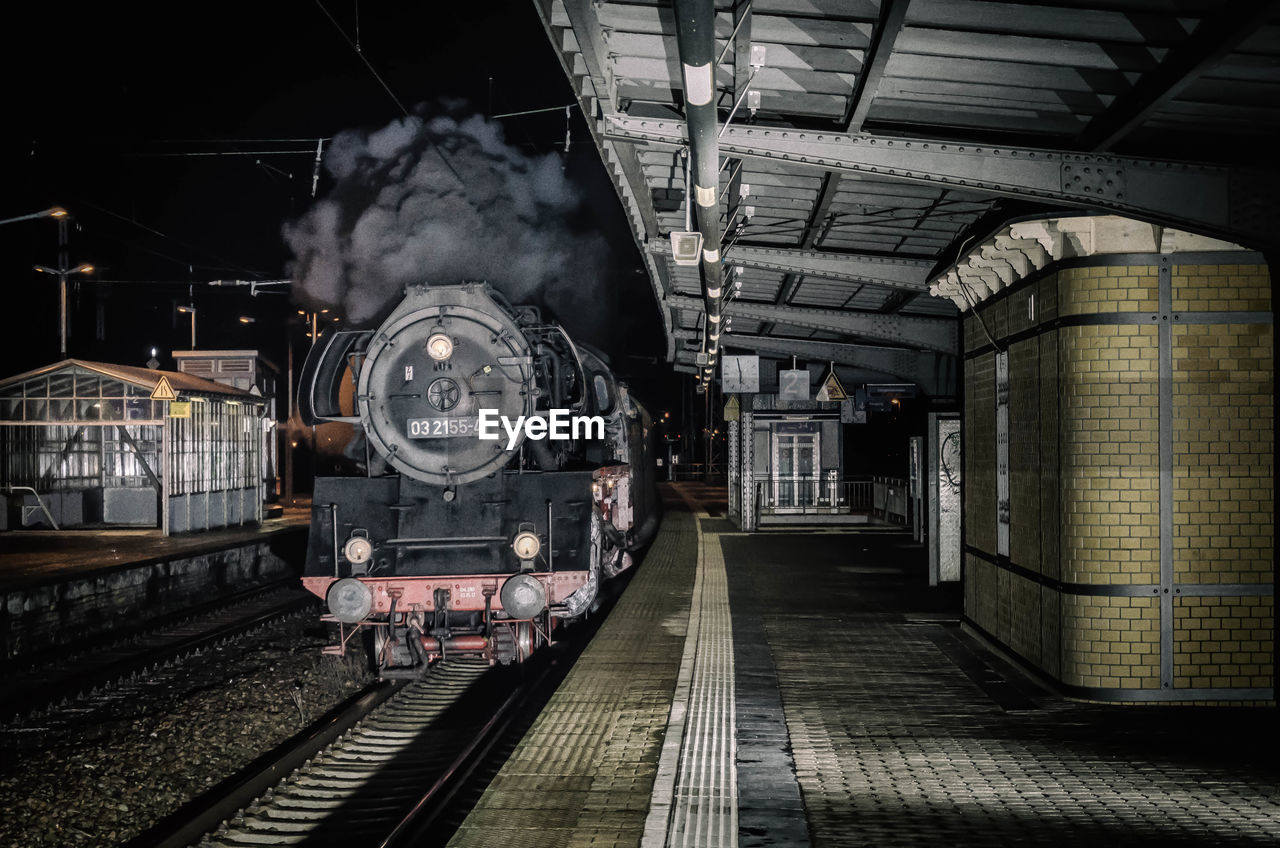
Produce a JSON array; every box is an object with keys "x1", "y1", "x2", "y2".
[{"x1": 297, "y1": 283, "x2": 656, "y2": 676}]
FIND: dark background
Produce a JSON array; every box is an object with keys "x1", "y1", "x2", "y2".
[{"x1": 0, "y1": 1, "x2": 679, "y2": 413}]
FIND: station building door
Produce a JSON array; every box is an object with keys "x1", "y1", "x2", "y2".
[{"x1": 771, "y1": 430, "x2": 819, "y2": 509}]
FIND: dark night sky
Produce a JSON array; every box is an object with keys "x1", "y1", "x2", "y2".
[{"x1": 1, "y1": 1, "x2": 678, "y2": 412}]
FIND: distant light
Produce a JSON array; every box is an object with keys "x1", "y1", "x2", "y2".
[
  {"x1": 177, "y1": 305, "x2": 194, "y2": 314},
  {"x1": 320, "y1": 308, "x2": 329, "y2": 313},
  {"x1": 75, "y1": 263, "x2": 93, "y2": 274},
  {"x1": 239, "y1": 316, "x2": 254, "y2": 324},
  {"x1": 49, "y1": 208, "x2": 68, "y2": 218},
  {"x1": 297, "y1": 310, "x2": 306, "y2": 315},
  {"x1": 151, "y1": 348, "x2": 157, "y2": 357}
]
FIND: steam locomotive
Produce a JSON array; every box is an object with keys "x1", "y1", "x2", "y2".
[{"x1": 297, "y1": 283, "x2": 656, "y2": 676}]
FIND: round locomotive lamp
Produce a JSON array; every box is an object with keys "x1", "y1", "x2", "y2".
[
  {"x1": 511, "y1": 530, "x2": 541, "y2": 561},
  {"x1": 343, "y1": 535, "x2": 373, "y2": 565},
  {"x1": 327, "y1": 577, "x2": 373, "y2": 624},
  {"x1": 500, "y1": 573, "x2": 547, "y2": 620},
  {"x1": 426, "y1": 332, "x2": 454, "y2": 361}
]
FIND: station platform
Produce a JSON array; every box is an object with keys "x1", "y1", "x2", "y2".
[
  {"x1": 0, "y1": 503, "x2": 309, "y2": 593},
  {"x1": 0, "y1": 503, "x2": 310, "y2": 663},
  {"x1": 449, "y1": 482, "x2": 1280, "y2": 847}
]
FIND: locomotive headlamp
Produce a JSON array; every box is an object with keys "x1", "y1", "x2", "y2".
[
  {"x1": 327, "y1": 577, "x2": 373, "y2": 624},
  {"x1": 426, "y1": 333, "x2": 454, "y2": 361},
  {"x1": 512, "y1": 530, "x2": 541, "y2": 560},
  {"x1": 343, "y1": 535, "x2": 373, "y2": 565}
]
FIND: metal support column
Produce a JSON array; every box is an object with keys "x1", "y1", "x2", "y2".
[
  {"x1": 1158, "y1": 255, "x2": 1174, "y2": 690},
  {"x1": 728, "y1": 418, "x2": 740, "y2": 519},
  {"x1": 740, "y1": 405, "x2": 755, "y2": 531}
]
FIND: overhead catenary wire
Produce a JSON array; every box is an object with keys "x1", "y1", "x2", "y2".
[
  {"x1": 312, "y1": 0, "x2": 465, "y2": 188},
  {"x1": 491, "y1": 103, "x2": 579, "y2": 119},
  {"x1": 76, "y1": 199, "x2": 271, "y2": 280}
]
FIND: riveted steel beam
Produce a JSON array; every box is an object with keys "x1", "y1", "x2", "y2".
[
  {"x1": 845, "y1": 0, "x2": 910, "y2": 133},
  {"x1": 649, "y1": 239, "x2": 933, "y2": 292},
  {"x1": 559, "y1": 0, "x2": 620, "y2": 116},
  {"x1": 722, "y1": 333, "x2": 956, "y2": 396},
  {"x1": 603, "y1": 115, "x2": 1279, "y2": 250},
  {"x1": 667, "y1": 294, "x2": 957, "y2": 353},
  {"x1": 1077, "y1": 2, "x2": 1280, "y2": 151}
]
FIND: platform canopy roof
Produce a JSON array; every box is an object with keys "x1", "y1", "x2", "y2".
[
  {"x1": 533, "y1": 0, "x2": 1280, "y2": 393},
  {"x1": 0, "y1": 360, "x2": 262, "y2": 402}
]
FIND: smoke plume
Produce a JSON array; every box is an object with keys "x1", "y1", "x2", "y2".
[{"x1": 283, "y1": 108, "x2": 610, "y2": 336}]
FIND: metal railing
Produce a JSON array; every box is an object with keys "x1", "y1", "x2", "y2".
[
  {"x1": 753, "y1": 477, "x2": 873, "y2": 514},
  {"x1": 873, "y1": 476, "x2": 910, "y2": 524},
  {"x1": 669, "y1": 463, "x2": 726, "y2": 483}
]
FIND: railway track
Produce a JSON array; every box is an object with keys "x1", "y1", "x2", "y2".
[
  {"x1": 134, "y1": 658, "x2": 537, "y2": 848},
  {"x1": 0, "y1": 581, "x2": 317, "y2": 722}
]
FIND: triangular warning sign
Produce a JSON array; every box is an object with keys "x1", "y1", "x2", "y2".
[
  {"x1": 150, "y1": 375, "x2": 178, "y2": 401},
  {"x1": 723, "y1": 395, "x2": 740, "y2": 421},
  {"x1": 816, "y1": 370, "x2": 847, "y2": 402}
]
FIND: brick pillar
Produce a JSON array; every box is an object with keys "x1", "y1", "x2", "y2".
[{"x1": 963, "y1": 251, "x2": 1273, "y2": 703}]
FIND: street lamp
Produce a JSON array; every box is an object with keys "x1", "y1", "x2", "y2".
[
  {"x1": 176, "y1": 305, "x2": 198, "y2": 349},
  {"x1": 0, "y1": 206, "x2": 66, "y2": 226},
  {"x1": 33, "y1": 262, "x2": 94, "y2": 357}
]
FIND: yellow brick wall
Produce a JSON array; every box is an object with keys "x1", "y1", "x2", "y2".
[
  {"x1": 1058, "y1": 323, "x2": 1160, "y2": 586},
  {"x1": 964, "y1": 352, "x2": 996, "y2": 554},
  {"x1": 1039, "y1": 330, "x2": 1060, "y2": 582},
  {"x1": 966, "y1": 553, "x2": 996, "y2": 634},
  {"x1": 1172, "y1": 264, "x2": 1271, "y2": 312},
  {"x1": 1040, "y1": 585, "x2": 1061, "y2": 679},
  {"x1": 963, "y1": 256, "x2": 1273, "y2": 702},
  {"x1": 1061, "y1": 594, "x2": 1161, "y2": 689},
  {"x1": 1172, "y1": 322, "x2": 1274, "y2": 585},
  {"x1": 1173, "y1": 596, "x2": 1274, "y2": 689},
  {"x1": 1058, "y1": 265, "x2": 1159, "y2": 315},
  {"x1": 1007, "y1": 572, "x2": 1041, "y2": 667}
]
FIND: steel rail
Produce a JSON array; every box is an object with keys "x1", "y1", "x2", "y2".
[{"x1": 1, "y1": 585, "x2": 316, "y2": 720}]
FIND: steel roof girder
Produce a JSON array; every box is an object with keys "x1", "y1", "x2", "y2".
[
  {"x1": 602, "y1": 115, "x2": 1278, "y2": 249},
  {"x1": 649, "y1": 238, "x2": 932, "y2": 292},
  {"x1": 559, "y1": 0, "x2": 620, "y2": 116},
  {"x1": 720, "y1": 333, "x2": 952, "y2": 395},
  {"x1": 665, "y1": 294, "x2": 957, "y2": 353}
]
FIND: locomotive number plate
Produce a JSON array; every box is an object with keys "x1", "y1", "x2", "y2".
[{"x1": 406, "y1": 417, "x2": 480, "y2": 438}]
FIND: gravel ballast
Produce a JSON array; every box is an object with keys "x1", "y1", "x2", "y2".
[{"x1": 0, "y1": 615, "x2": 371, "y2": 846}]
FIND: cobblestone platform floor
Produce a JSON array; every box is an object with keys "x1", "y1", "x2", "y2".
[
  {"x1": 448, "y1": 484, "x2": 1278, "y2": 847},
  {"x1": 723, "y1": 528, "x2": 1280, "y2": 847},
  {"x1": 448, "y1": 501, "x2": 698, "y2": 848}
]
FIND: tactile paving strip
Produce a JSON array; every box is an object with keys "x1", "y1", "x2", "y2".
[
  {"x1": 657, "y1": 514, "x2": 738, "y2": 848},
  {"x1": 447, "y1": 509, "x2": 698, "y2": 848}
]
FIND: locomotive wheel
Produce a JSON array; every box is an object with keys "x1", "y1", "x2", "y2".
[{"x1": 491, "y1": 621, "x2": 538, "y2": 665}]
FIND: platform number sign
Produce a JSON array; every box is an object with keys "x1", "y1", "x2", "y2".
[{"x1": 778, "y1": 369, "x2": 809, "y2": 401}]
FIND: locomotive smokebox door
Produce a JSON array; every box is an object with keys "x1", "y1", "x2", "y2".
[{"x1": 357, "y1": 284, "x2": 537, "y2": 486}]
